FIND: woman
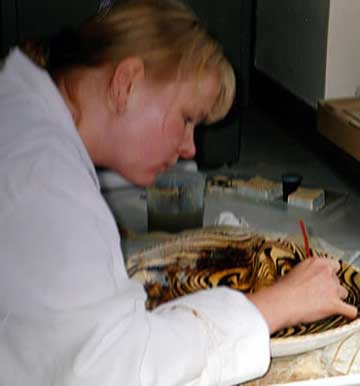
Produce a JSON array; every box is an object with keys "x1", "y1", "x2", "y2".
[{"x1": 0, "y1": 1, "x2": 356, "y2": 385}]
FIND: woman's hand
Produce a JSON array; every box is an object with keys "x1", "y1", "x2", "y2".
[{"x1": 247, "y1": 257, "x2": 358, "y2": 334}]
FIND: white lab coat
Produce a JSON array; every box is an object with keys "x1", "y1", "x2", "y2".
[{"x1": 0, "y1": 49, "x2": 270, "y2": 386}]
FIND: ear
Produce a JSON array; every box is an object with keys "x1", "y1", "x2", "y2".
[{"x1": 109, "y1": 57, "x2": 145, "y2": 114}]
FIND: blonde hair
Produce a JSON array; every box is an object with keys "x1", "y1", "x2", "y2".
[{"x1": 25, "y1": 0, "x2": 235, "y2": 123}]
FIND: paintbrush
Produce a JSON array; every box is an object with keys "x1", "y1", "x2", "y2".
[{"x1": 299, "y1": 219, "x2": 312, "y2": 257}]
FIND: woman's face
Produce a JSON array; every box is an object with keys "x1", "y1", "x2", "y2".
[{"x1": 107, "y1": 72, "x2": 220, "y2": 186}]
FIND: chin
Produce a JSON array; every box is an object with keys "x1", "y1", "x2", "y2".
[
  {"x1": 114, "y1": 164, "x2": 162, "y2": 187},
  {"x1": 125, "y1": 172, "x2": 157, "y2": 187},
  {"x1": 140, "y1": 177, "x2": 156, "y2": 187}
]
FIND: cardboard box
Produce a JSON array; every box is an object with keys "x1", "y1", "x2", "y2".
[{"x1": 318, "y1": 97, "x2": 360, "y2": 161}]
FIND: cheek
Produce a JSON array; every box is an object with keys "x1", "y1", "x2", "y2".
[
  {"x1": 162, "y1": 115, "x2": 186, "y2": 150},
  {"x1": 130, "y1": 108, "x2": 165, "y2": 154}
]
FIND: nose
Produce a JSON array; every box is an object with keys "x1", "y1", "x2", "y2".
[{"x1": 178, "y1": 126, "x2": 196, "y2": 159}]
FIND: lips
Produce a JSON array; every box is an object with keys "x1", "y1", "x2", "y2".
[{"x1": 166, "y1": 158, "x2": 179, "y2": 168}]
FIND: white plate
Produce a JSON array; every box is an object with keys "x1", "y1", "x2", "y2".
[{"x1": 271, "y1": 317, "x2": 360, "y2": 357}]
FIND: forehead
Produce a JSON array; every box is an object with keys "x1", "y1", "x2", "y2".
[
  {"x1": 142, "y1": 70, "x2": 221, "y2": 119},
  {"x1": 176, "y1": 72, "x2": 220, "y2": 106}
]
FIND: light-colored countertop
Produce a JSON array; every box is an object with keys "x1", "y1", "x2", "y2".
[{"x1": 102, "y1": 179, "x2": 360, "y2": 263}]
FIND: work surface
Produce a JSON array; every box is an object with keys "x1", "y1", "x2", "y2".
[{"x1": 102, "y1": 183, "x2": 360, "y2": 263}]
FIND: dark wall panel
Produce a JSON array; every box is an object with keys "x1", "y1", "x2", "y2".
[
  {"x1": 1, "y1": 0, "x2": 98, "y2": 55},
  {"x1": 1, "y1": 0, "x2": 18, "y2": 56},
  {"x1": 17, "y1": 0, "x2": 98, "y2": 40},
  {"x1": 186, "y1": 0, "x2": 254, "y2": 168}
]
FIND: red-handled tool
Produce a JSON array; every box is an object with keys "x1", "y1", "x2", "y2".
[{"x1": 299, "y1": 219, "x2": 312, "y2": 257}]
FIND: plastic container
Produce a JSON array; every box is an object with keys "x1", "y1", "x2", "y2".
[{"x1": 147, "y1": 170, "x2": 206, "y2": 232}]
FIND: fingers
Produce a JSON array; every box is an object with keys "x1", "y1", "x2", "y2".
[
  {"x1": 338, "y1": 284, "x2": 348, "y2": 300},
  {"x1": 336, "y1": 300, "x2": 358, "y2": 320},
  {"x1": 302, "y1": 255, "x2": 340, "y2": 274},
  {"x1": 268, "y1": 255, "x2": 358, "y2": 330},
  {"x1": 319, "y1": 256, "x2": 341, "y2": 273},
  {"x1": 308, "y1": 257, "x2": 347, "y2": 300},
  {"x1": 335, "y1": 283, "x2": 357, "y2": 319},
  {"x1": 295, "y1": 257, "x2": 357, "y2": 319},
  {"x1": 326, "y1": 257, "x2": 341, "y2": 273}
]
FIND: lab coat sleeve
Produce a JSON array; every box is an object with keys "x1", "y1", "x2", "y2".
[{"x1": 141, "y1": 287, "x2": 271, "y2": 386}]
